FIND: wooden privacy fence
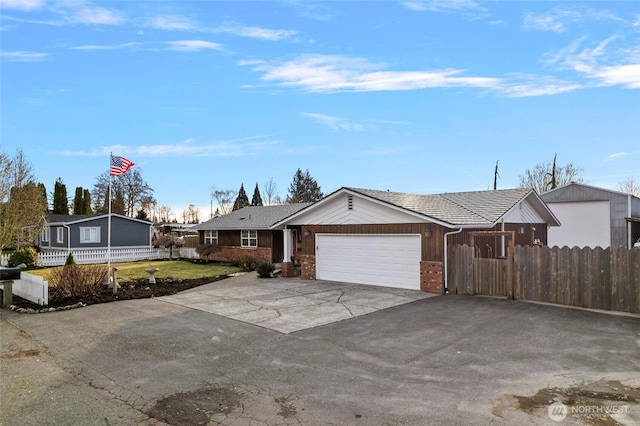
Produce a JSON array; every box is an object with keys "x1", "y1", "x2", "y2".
[{"x1": 448, "y1": 244, "x2": 640, "y2": 314}]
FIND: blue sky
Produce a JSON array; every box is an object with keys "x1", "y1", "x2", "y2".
[{"x1": 2, "y1": 0, "x2": 639, "y2": 221}]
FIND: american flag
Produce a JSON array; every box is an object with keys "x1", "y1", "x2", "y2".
[{"x1": 110, "y1": 155, "x2": 135, "y2": 176}]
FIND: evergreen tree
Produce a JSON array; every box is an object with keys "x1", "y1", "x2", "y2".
[
  {"x1": 38, "y1": 183, "x2": 48, "y2": 212},
  {"x1": 136, "y1": 209, "x2": 149, "y2": 220},
  {"x1": 73, "y1": 187, "x2": 84, "y2": 214},
  {"x1": 232, "y1": 183, "x2": 250, "y2": 211},
  {"x1": 83, "y1": 189, "x2": 93, "y2": 214},
  {"x1": 112, "y1": 189, "x2": 126, "y2": 215},
  {"x1": 286, "y1": 168, "x2": 324, "y2": 203},
  {"x1": 52, "y1": 177, "x2": 68, "y2": 214},
  {"x1": 251, "y1": 182, "x2": 263, "y2": 206}
]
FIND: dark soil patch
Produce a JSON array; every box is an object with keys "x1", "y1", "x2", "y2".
[
  {"x1": 146, "y1": 386, "x2": 242, "y2": 426},
  {"x1": 8, "y1": 276, "x2": 229, "y2": 310}
]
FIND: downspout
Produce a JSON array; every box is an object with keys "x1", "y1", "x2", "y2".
[
  {"x1": 443, "y1": 228, "x2": 463, "y2": 294},
  {"x1": 628, "y1": 194, "x2": 632, "y2": 249}
]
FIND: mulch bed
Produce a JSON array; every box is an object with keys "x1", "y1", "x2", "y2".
[{"x1": 8, "y1": 276, "x2": 229, "y2": 310}]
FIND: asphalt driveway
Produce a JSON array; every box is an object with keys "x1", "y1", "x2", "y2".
[
  {"x1": 2, "y1": 274, "x2": 639, "y2": 426},
  {"x1": 157, "y1": 273, "x2": 435, "y2": 333}
]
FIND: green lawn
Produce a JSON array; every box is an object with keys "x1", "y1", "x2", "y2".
[{"x1": 27, "y1": 260, "x2": 242, "y2": 282}]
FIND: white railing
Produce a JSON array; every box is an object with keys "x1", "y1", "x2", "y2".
[
  {"x1": 8, "y1": 272, "x2": 48, "y2": 306},
  {"x1": 0, "y1": 254, "x2": 8, "y2": 267},
  {"x1": 36, "y1": 247, "x2": 199, "y2": 267}
]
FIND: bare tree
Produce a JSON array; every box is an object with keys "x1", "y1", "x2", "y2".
[
  {"x1": 182, "y1": 204, "x2": 201, "y2": 224},
  {"x1": 0, "y1": 148, "x2": 47, "y2": 250},
  {"x1": 617, "y1": 177, "x2": 640, "y2": 197},
  {"x1": 518, "y1": 154, "x2": 584, "y2": 194},
  {"x1": 158, "y1": 205, "x2": 174, "y2": 223},
  {"x1": 263, "y1": 177, "x2": 278, "y2": 205},
  {"x1": 92, "y1": 168, "x2": 155, "y2": 217},
  {"x1": 210, "y1": 187, "x2": 236, "y2": 215}
]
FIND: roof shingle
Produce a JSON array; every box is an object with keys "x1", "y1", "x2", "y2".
[
  {"x1": 347, "y1": 187, "x2": 531, "y2": 226},
  {"x1": 193, "y1": 203, "x2": 312, "y2": 231}
]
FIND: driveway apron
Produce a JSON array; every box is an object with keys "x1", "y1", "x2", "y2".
[{"x1": 156, "y1": 273, "x2": 436, "y2": 333}]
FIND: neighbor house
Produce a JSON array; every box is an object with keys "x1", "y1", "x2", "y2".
[
  {"x1": 192, "y1": 203, "x2": 311, "y2": 264},
  {"x1": 540, "y1": 182, "x2": 640, "y2": 249},
  {"x1": 275, "y1": 187, "x2": 560, "y2": 293},
  {"x1": 38, "y1": 214, "x2": 153, "y2": 251}
]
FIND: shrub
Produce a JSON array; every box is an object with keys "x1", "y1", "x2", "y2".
[
  {"x1": 49, "y1": 264, "x2": 109, "y2": 298},
  {"x1": 230, "y1": 254, "x2": 258, "y2": 271},
  {"x1": 65, "y1": 253, "x2": 76, "y2": 265},
  {"x1": 8, "y1": 247, "x2": 37, "y2": 268},
  {"x1": 256, "y1": 262, "x2": 276, "y2": 278},
  {"x1": 196, "y1": 243, "x2": 220, "y2": 258}
]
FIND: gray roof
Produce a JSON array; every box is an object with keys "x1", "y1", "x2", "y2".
[
  {"x1": 347, "y1": 187, "x2": 535, "y2": 226},
  {"x1": 193, "y1": 204, "x2": 312, "y2": 231},
  {"x1": 45, "y1": 213, "x2": 152, "y2": 226}
]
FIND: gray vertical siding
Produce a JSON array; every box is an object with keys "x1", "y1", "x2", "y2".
[
  {"x1": 541, "y1": 184, "x2": 640, "y2": 248},
  {"x1": 41, "y1": 215, "x2": 152, "y2": 250}
]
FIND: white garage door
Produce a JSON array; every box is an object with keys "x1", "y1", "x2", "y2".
[{"x1": 315, "y1": 234, "x2": 421, "y2": 290}]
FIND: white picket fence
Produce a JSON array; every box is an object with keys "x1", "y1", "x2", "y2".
[
  {"x1": 34, "y1": 247, "x2": 198, "y2": 267},
  {"x1": 1, "y1": 247, "x2": 199, "y2": 268},
  {"x1": 1, "y1": 272, "x2": 49, "y2": 306}
]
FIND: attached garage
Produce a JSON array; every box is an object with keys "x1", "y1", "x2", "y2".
[
  {"x1": 315, "y1": 234, "x2": 421, "y2": 290},
  {"x1": 276, "y1": 187, "x2": 560, "y2": 294}
]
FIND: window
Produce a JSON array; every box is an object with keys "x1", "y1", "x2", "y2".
[
  {"x1": 80, "y1": 227, "x2": 101, "y2": 243},
  {"x1": 241, "y1": 230, "x2": 257, "y2": 247},
  {"x1": 56, "y1": 228, "x2": 64, "y2": 244},
  {"x1": 205, "y1": 230, "x2": 218, "y2": 245},
  {"x1": 41, "y1": 227, "x2": 50, "y2": 242}
]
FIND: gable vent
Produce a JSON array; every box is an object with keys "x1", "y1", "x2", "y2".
[{"x1": 347, "y1": 195, "x2": 353, "y2": 210}]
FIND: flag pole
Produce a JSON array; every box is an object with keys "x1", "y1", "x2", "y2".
[{"x1": 108, "y1": 153, "x2": 115, "y2": 294}]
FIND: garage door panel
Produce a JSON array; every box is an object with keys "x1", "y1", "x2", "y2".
[{"x1": 316, "y1": 234, "x2": 421, "y2": 290}]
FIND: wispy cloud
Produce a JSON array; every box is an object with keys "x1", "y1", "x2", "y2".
[
  {"x1": 287, "y1": 1, "x2": 334, "y2": 21},
  {"x1": 604, "y1": 152, "x2": 631, "y2": 161},
  {"x1": 71, "y1": 42, "x2": 141, "y2": 51},
  {"x1": 401, "y1": 0, "x2": 482, "y2": 13},
  {"x1": 523, "y1": 6, "x2": 622, "y2": 33},
  {"x1": 523, "y1": 9, "x2": 577, "y2": 33},
  {"x1": 3, "y1": 1, "x2": 125, "y2": 26},
  {"x1": 57, "y1": 136, "x2": 279, "y2": 158},
  {"x1": 210, "y1": 24, "x2": 297, "y2": 41},
  {"x1": 1, "y1": 50, "x2": 48, "y2": 61},
  {"x1": 245, "y1": 54, "x2": 499, "y2": 93},
  {"x1": 501, "y1": 78, "x2": 582, "y2": 97},
  {"x1": 164, "y1": 40, "x2": 223, "y2": 52},
  {"x1": 145, "y1": 15, "x2": 198, "y2": 31},
  {"x1": 71, "y1": 40, "x2": 223, "y2": 53},
  {"x1": 144, "y1": 14, "x2": 296, "y2": 41},
  {"x1": 301, "y1": 113, "x2": 365, "y2": 131},
  {"x1": 65, "y1": 4, "x2": 125, "y2": 25},
  {"x1": 1, "y1": 0, "x2": 45, "y2": 11},
  {"x1": 543, "y1": 37, "x2": 640, "y2": 89},
  {"x1": 591, "y1": 65, "x2": 640, "y2": 89}
]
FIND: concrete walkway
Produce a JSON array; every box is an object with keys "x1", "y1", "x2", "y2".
[{"x1": 157, "y1": 272, "x2": 436, "y2": 333}]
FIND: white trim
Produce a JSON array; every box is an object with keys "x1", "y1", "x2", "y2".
[
  {"x1": 204, "y1": 230, "x2": 218, "y2": 245},
  {"x1": 241, "y1": 229, "x2": 257, "y2": 247},
  {"x1": 275, "y1": 187, "x2": 454, "y2": 229},
  {"x1": 56, "y1": 227, "x2": 64, "y2": 243},
  {"x1": 80, "y1": 226, "x2": 101, "y2": 243}
]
